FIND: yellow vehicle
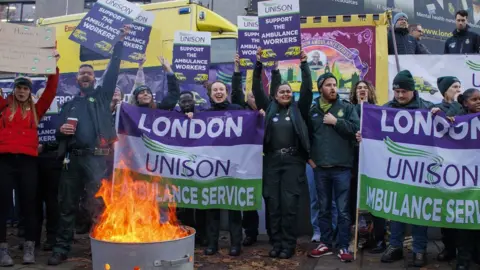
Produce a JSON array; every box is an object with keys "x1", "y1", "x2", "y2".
[
  {"x1": 194, "y1": 73, "x2": 208, "y2": 82},
  {"x1": 94, "y1": 41, "x2": 112, "y2": 52},
  {"x1": 37, "y1": 0, "x2": 237, "y2": 75},
  {"x1": 72, "y1": 29, "x2": 87, "y2": 42},
  {"x1": 239, "y1": 58, "x2": 254, "y2": 67},
  {"x1": 192, "y1": 91, "x2": 207, "y2": 105},
  {"x1": 285, "y1": 46, "x2": 300, "y2": 56},
  {"x1": 129, "y1": 52, "x2": 145, "y2": 61},
  {"x1": 261, "y1": 49, "x2": 277, "y2": 59},
  {"x1": 264, "y1": 61, "x2": 275, "y2": 67},
  {"x1": 175, "y1": 72, "x2": 187, "y2": 81}
]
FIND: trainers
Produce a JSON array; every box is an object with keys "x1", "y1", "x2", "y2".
[
  {"x1": 381, "y1": 245, "x2": 403, "y2": 263},
  {"x1": 0, "y1": 243, "x2": 13, "y2": 267},
  {"x1": 413, "y1": 252, "x2": 427, "y2": 267},
  {"x1": 309, "y1": 243, "x2": 333, "y2": 258},
  {"x1": 338, "y1": 248, "x2": 353, "y2": 262},
  {"x1": 48, "y1": 252, "x2": 67, "y2": 266},
  {"x1": 311, "y1": 233, "x2": 321, "y2": 243},
  {"x1": 23, "y1": 241, "x2": 35, "y2": 264}
]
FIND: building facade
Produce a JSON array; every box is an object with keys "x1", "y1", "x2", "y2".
[{"x1": 0, "y1": 0, "x2": 248, "y2": 25}]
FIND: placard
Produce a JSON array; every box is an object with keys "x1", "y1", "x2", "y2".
[
  {"x1": 121, "y1": 10, "x2": 155, "y2": 63},
  {"x1": 258, "y1": 0, "x2": 301, "y2": 61},
  {"x1": 69, "y1": 0, "x2": 142, "y2": 57},
  {"x1": 0, "y1": 22, "x2": 56, "y2": 48},
  {"x1": 237, "y1": 16, "x2": 260, "y2": 70},
  {"x1": 0, "y1": 44, "x2": 56, "y2": 74},
  {"x1": 173, "y1": 31, "x2": 211, "y2": 85}
]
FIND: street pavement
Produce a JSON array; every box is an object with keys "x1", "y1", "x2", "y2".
[{"x1": 4, "y1": 227, "x2": 471, "y2": 270}]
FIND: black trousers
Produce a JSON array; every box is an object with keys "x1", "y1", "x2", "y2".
[
  {"x1": 441, "y1": 228, "x2": 456, "y2": 251},
  {"x1": 53, "y1": 154, "x2": 107, "y2": 255},
  {"x1": 456, "y1": 229, "x2": 480, "y2": 267},
  {"x1": 0, "y1": 154, "x2": 38, "y2": 242},
  {"x1": 206, "y1": 209, "x2": 243, "y2": 248},
  {"x1": 373, "y1": 216, "x2": 386, "y2": 243},
  {"x1": 177, "y1": 208, "x2": 207, "y2": 238},
  {"x1": 242, "y1": 211, "x2": 259, "y2": 238},
  {"x1": 263, "y1": 152, "x2": 305, "y2": 250},
  {"x1": 36, "y1": 155, "x2": 62, "y2": 244}
]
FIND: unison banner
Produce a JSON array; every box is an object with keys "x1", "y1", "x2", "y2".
[
  {"x1": 115, "y1": 103, "x2": 265, "y2": 210},
  {"x1": 359, "y1": 104, "x2": 480, "y2": 229}
]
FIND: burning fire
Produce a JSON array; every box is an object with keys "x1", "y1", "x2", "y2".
[{"x1": 91, "y1": 167, "x2": 189, "y2": 243}]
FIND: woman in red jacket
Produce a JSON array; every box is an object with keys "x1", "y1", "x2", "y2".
[{"x1": 0, "y1": 51, "x2": 60, "y2": 267}]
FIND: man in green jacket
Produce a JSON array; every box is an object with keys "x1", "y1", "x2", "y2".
[{"x1": 305, "y1": 73, "x2": 359, "y2": 263}]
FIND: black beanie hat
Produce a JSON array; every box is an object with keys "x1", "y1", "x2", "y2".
[
  {"x1": 317, "y1": 73, "x2": 337, "y2": 91},
  {"x1": 392, "y1": 70, "x2": 415, "y2": 91},
  {"x1": 437, "y1": 76, "x2": 460, "y2": 96},
  {"x1": 133, "y1": 85, "x2": 152, "y2": 102},
  {"x1": 14, "y1": 77, "x2": 33, "y2": 91}
]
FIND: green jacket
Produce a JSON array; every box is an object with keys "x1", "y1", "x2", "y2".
[
  {"x1": 383, "y1": 91, "x2": 434, "y2": 109},
  {"x1": 306, "y1": 97, "x2": 360, "y2": 168}
]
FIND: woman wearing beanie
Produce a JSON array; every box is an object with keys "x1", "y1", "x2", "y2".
[
  {"x1": 0, "y1": 51, "x2": 60, "y2": 266},
  {"x1": 447, "y1": 88, "x2": 480, "y2": 270},
  {"x1": 129, "y1": 56, "x2": 179, "y2": 110},
  {"x1": 431, "y1": 76, "x2": 463, "y2": 116},
  {"x1": 251, "y1": 47, "x2": 311, "y2": 259}
]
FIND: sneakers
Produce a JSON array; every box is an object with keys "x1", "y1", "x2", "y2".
[
  {"x1": 23, "y1": 241, "x2": 35, "y2": 264},
  {"x1": 309, "y1": 243, "x2": 333, "y2": 258},
  {"x1": 0, "y1": 243, "x2": 13, "y2": 267},
  {"x1": 338, "y1": 248, "x2": 353, "y2": 262},
  {"x1": 413, "y1": 252, "x2": 427, "y2": 267},
  {"x1": 381, "y1": 245, "x2": 403, "y2": 263},
  {"x1": 47, "y1": 252, "x2": 67, "y2": 266},
  {"x1": 311, "y1": 233, "x2": 321, "y2": 243}
]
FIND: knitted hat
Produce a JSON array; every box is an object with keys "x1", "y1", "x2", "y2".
[
  {"x1": 437, "y1": 76, "x2": 460, "y2": 96},
  {"x1": 393, "y1": 12, "x2": 408, "y2": 25},
  {"x1": 392, "y1": 70, "x2": 415, "y2": 91},
  {"x1": 316, "y1": 73, "x2": 337, "y2": 92},
  {"x1": 132, "y1": 85, "x2": 152, "y2": 101},
  {"x1": 14, "y1": 77, "x2": 33, "y2": 91}
]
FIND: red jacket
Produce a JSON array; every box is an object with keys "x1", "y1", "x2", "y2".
[{"x1": 0, "y1": 68, "x2": 59, "y2": 157}]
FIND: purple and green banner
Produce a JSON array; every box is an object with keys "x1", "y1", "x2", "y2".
[
  {"x1": 69, "y1": 0, "x2": 142, "y2": 57},
  {"x1": 173, "y1": 31, "x2": 211, "y2": 85},
  {"x1": 237, "y1": 16, "x2": 260, "y2": 70},
  {"x1": 115, "y1": 103, "x2": 265, "y2": 210},
  {"x1": 258, "y1": 0, "x2": 301, "y2": 62},
  {"x1": 121, "y1": 10, "x2": 155, "y2": 63},
  {"x1": 359, "y1": 104, "x2": 480, "y2": 229}
]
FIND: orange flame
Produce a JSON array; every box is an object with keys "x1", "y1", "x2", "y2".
[{"x1": 91, "y1": 167, "x2": 189, "y2": 243}]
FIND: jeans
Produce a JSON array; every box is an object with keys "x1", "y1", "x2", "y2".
[
  {"x1": 389, "y1": 221, "x2": 428, "y2": 253},
  {"x1": 306, "y1": 165, "x2": 338, "y2": 236},
  {"x1": 316, "y1": 166, "x2": 351, "y2": 249}
]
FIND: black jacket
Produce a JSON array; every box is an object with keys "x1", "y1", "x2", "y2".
[
  {"x1": 435, "y1": 100, "x2": 462, "y2": 115},
  {"x1": 56, "y1": 42, "x2": 123, "y2": 153},
  {"x1": 384, "y1": 91, "x2": 434, "y2": 109},
  {"x1": 155, "y1": 73, "x2": 181, "y2": 110},
  {"x1": 444, "y1": 25, "x2": 480, "y2": 54},
  {"x1": 231, "y1": 68, "x2": 280, "y2": 110},
  {"x1": 252, "y1": 60, "x2": 311, "y2": 159},
  {"x1": 388, "y1": 28, "x2": 424, "y2": 55},
  {"x1": 207, "y1": 100, "x2": 244, "y2": 111}
]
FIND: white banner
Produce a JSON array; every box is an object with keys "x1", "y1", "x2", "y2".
[{"x1": 388, "y1": 55, "x2": 480, "y2": 104}]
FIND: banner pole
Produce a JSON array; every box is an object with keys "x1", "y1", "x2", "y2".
[
  {"x1": 353, "y1": 102, "x2": 364, "y2": 261},
  {"x1": 387, "y1": 10, "x2": 401, "y2": 73}
]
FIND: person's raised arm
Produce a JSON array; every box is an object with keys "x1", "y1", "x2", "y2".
[
  {"x1": 156, "y1": 56, "x2": 180, "y2": 110},
  {"x1": 98, "y1": 25, "x2": 130, "y2": 102},
  {"x1": 269, "y1": 61, "x2": 281, "y2": 99},
  {"x1": 231, "y1": 54, "x2": 247, "y2": 108},
  {"x1": 252, "y1": 47, "x2": 270, "y2": 111},
  {"x1": 36, "y1": 50, "x2": 60, "y2": 118},
  {"x1": 297, "y1": 50, "x2": 313, "y2": 121},
  {"x1": 130, "y1": 56, "x2": 146, "y2": 93}
]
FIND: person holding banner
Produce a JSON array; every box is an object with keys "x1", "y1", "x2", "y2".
[
  {"x1": 447, "y1": 88, "x2": 480, "y2": 270},
  {"x1": 200, "y1": 80, "x2": 244, "y2": 257},
  {"x1": 0, "y1": 50, "x2": 60, "y2": 266},
  {"x1": 374, "y1": 70, "x2": 433, "y2": 267},
  {"x1": 252, "y1": 47, "x2": 311, "y2": 259},
  {"x1": 129, "y1": 56, "x2": 179, "y2": 110},
  {"x1": 304, "y1": 70, "x2": 359, "y2": 262},
  {"x1": 48, "y1": 25, "x2": 130, "y2": 266}
]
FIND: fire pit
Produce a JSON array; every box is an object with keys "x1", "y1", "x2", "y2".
[
  {"x1": 90, "y1": 226, "x2": 195, "y2": 270},
  {"x1": 90, "y1": 167, "x2": 194, "y2": 270}
]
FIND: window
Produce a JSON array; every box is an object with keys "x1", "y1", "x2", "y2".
[
  {"x1": 84, "y1": 0, "x2": 151, "y2": 10},
  {"x1": 211, "y1": 38, "x2": 237, "y2": 64},
  {"x1": 0, "y1": 2, "x2": 35, "y2": 23}
]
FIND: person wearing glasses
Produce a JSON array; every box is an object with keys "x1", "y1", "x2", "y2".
[{"x1": 408, "y1": 24, "x2": 431, "y2": 54}]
